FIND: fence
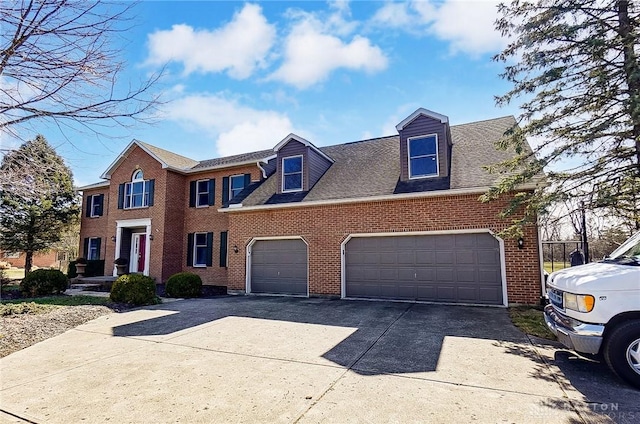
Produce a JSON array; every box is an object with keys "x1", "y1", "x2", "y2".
[{"x1": 541, "y1": 240, "x2": 589, "y2": 273}]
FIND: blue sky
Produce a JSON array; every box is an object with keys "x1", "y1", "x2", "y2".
[{"x1": 3, "y1": 0, "x2": 518, "y2": 187}]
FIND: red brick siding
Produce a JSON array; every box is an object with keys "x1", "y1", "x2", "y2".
[
  {"x1": 104, "y1": 146, "x2": 168, "y2": 281},
  {"x1": 182, "y1": 164, "x2": 262, "y2": 285},
  {"x1": 227, "y1": 193, "x2": 541, "y2": 304},
  {"x1": 79, "y1": 187, "x2": 110, "y2": 260},
  {"x1": 1, "y1": 251, "x2": 59, "y2": 268}
]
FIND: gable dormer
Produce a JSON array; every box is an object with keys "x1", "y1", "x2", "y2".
[
  {"x1": 274, "y1": 134, "x2": 333, "y2": 195},
  {"x1": 396, "y1": 108, "x2": 452, "y2": 184}
]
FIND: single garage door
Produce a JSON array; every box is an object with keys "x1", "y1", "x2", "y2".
[
  {"x1": 250, "y1": 239, "x2": 308, "y2": 295},
  {"x1": 345, "y1": 233, "x2": 503, "y2": 305}
]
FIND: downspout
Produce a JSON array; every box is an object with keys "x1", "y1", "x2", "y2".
[{"x1": 257, "y1": 160, "x2": 268, "y2": 179}]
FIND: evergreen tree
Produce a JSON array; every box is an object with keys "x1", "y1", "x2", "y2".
[
  {"x1": 0, "y1": 136, "x2": 80, "y2": 273},
  {"x1": 486, "y1": 0, "x2": 640, "y2": 232}
]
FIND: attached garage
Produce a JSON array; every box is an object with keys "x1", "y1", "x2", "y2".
[
  {"x1": 248, "y1": 239, "x2": 308, "y2": 296},
  {"x1": 344, "y1": 232, "x2": 505, "y2": 305}
]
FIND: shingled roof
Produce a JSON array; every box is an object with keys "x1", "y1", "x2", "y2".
[
  {"x1": 193, "y1": 149, "x2": 274, "y2": 169},
  {"x1": 240, "y1": 115, "x2": 528, "y2": 207}
]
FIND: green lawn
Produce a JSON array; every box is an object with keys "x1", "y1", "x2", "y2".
[
  {"x1": 1, "y1": 268, "x2": 25, "y2": 280},
  {"x1": 543, "y1": 261, "x2": 568, "y2": 274},
  {"x1": 1, "y1": 295, "x2": 111, "y2": 307},
  {"x1": 508, "y1": 305, "x2": 556, "y2": 340}
]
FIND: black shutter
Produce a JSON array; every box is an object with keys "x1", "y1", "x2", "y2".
[
  {"x1": 95, "y1": 238, "x2": 101, "y2": 259},
  {"x1": 96, "y1": 194, "x2": 104, "y2": 216},
  {"x1": 208, "y1": 179, "x2": 216, "y2": 206},
  {"x1": 117, "y1": 184, "x2": 125, "y2": 209},
  {"x1": 244, "y1": 173, "x2": 251, "y2": 189},
  {"x1": 222, "y1": 177, "x2": 229, "y2": 204},
  {"x1": 147, "y1": 179, "x2": 155, "y2": 206},
  {"x1": 85, "y1": 196, "x2": 91, "y2": 217},
  {"x1": 189, "y1": 181, "x2": 196, "y2": 207},
  {"x1": 206, "y1": 232, "x2": 213, "y2": 267},
  {"x1": 219, "y1": 231, "x2": 228, "y2": 267},
  {"x1": 83, "y1": 238, "x2": 89, "y2": 258},
  {"x1": 186, "y1": 233, "x2": 194, "y2": 267}
]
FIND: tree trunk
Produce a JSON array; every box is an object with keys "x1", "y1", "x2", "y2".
[
  {"x1": 24, "y1": 250, "x2": 33, "y2": 274},
  {"x1": 617, "y1": 0, "x2": 640, "y2": 173}
]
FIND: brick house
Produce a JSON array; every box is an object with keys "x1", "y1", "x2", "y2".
[{"x1": 79, "y1": 108, "x2": 544, "y2": 305}]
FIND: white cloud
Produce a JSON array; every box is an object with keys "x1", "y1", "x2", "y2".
[
  {"x1": 269, "y1": 10, "x2": 388, "y2": 89},
  {"x1": 145, "y1": 3, "x2": 275, "y2": 79},
  {"x1": 370, "y1": 1, "x2": 505, "y2": 56},
  {"x1": 164, "y1": 94, "x2": 297, "y2": 156}
]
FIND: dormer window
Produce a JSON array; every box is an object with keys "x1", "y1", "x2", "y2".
[
  {"x1": 408, "y1": 135, "x2": 439, "y2": 178},
  {"x1": 282, "y1": 155, "x2": 303, "y2": 192}
]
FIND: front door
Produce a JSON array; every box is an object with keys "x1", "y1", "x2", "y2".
[{"x1": 130, "y1": 233, "x2": 146, "y2": 273}]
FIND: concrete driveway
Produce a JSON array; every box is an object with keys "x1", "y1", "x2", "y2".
[{"x1": 1, "y1": 297, "x2": 637, "y2": 423}]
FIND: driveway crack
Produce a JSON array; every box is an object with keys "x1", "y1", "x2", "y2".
[{"x1": 292, "y1": 303, "x2": 414, "y2": 423}]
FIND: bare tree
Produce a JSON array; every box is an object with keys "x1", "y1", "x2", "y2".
[{"x1": 0, "y1": 0, "x2": 161, "y2": 137}]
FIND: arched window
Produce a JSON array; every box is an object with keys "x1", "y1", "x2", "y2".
[{"x1": 124, "y1": 169, "x2": 150, "y2": 208}]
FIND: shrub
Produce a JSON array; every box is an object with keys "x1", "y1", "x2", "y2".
[
  {"x1": 166, "y1": 272, "x2": 202, "y2": 298},
  {"x1": 20, "y1": 269, "x2": 69, "y2": 297},
  {"x1": 110, "y1": 274, "x2": 159, "y2": 305}
]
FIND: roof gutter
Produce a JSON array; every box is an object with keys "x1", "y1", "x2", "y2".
[{"x1": 218, "y1": 183, "x2": 540, "y2": 213}]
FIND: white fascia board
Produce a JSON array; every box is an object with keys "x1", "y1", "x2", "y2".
[
  {"x1": 274, "y1": 133, "x2": 335, "y2": 164},
  {"x1": 165, "y1": 155, "x2": 276, "y2": 175},
  {"x1": 100, "y1": 139, "x2": 175, "y2": 179},
  {"x1": 396, "y1": 108, "x2": 449, "y2": 131},
  {"x1": 76, "y1": 181, "x2": 110, "y2": 191},
  {"x1": 217, "y1": 183, "x2": 539, "y2": 213}
]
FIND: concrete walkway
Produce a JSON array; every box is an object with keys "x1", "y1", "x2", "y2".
[{"x1": 1, "y1": 297, "x2": 637, "y2": 423}]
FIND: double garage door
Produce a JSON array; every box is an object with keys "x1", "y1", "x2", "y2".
[
  {"x1": 345, "y1": 233, "x2": 504, "y2": 305},
  {"x1": 249, "y1": 233, "x2": 504, "y2": 305}
]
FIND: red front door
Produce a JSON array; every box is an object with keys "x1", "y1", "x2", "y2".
[{"x1": 137, "y1": 235, "x2": 146, "y2": 272}]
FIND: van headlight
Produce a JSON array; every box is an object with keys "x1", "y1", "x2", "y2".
[{"x1": 563, "y1": 293, "x2": 595, "y2": 312}]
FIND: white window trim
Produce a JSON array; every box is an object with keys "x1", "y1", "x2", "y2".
[
  {"x1": 407, "y1": 134, "x2": 439, "y2": 179},
  {"x1": 282, "y1": 155, "x2": 304, "y2": 193},
  {"x1": 89, "y1": 194, "x2": 101, "y2": 217},
  {"x1": 195, "y1": 179, "x2": 210, "y2": 208},
  {"x1": 88, "y1": 237, "x2": 100, "y2": 261},
  {"x1": 229, "y1": 174, "x2": 246, "y2": 199},
  {"x1": 193, "y1": 232, "x2": 208, "y2": 268}
]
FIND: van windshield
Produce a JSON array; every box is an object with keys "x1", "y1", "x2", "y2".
[{"x1": 607, "y1": 232, "x2": 640, "y2": 265}]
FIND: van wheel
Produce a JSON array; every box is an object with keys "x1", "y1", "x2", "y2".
[{"x1": 603, "y1": 320, "x2": 640, "y2": 389}]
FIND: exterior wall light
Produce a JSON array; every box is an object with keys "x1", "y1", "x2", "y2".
[
  {"x1": 111, "y1": 235, "x2": 116, "y2": 242},
  {"x1": 517, "y1": 237, "x2": 524, "y2": 249},
  {"x1": 233, "y1": 245, "x2": 239, "y2": 253}
]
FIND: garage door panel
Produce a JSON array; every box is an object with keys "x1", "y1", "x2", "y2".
[
  {"x1": 437, "y1": 286, "x2": 456, "y2": 301},
  {"x1": 251, "y1": 239, "x2": 307, "y2": 295},
  {"x1": 455, "y1": 268, "x2": 476, "y2": 282},
  {"x1": 455, "y1": 250, "x2": 475, "y2": 264},
  {"x1": 436, "y1": 268, "x2": 454, "y2": 282},
  {"x1": 345, "y1": 233, "x2": 503, "y2": 305},
  {"x1": 415, "y1": 250, "x2": 435, "y2": 264},
  {"x1": 477, "y1": 250, "x2": 499, "y2": 265},
  {"x1": 435, "y1": 251, "x2": 454, "y2": 264},
  {"x1": 478, "y1": 287, "x2": 502, "y2": 303}
]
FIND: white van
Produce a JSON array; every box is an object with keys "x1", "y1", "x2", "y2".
[{"x1": 544, "y1": 232, "x2": 640, "y2": 388}]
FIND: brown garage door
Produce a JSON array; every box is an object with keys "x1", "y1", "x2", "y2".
[
  {"x1": 345, "y1": 233, "x2": 503, "y2": 305},
  {"x1": 250, "y1": 239, "x2": 308, "y2": 295}
]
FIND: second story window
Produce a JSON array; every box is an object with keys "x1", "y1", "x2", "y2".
[
  {"x1": 282, "y1": 156, "x2": 303, "y2": 192},
  {"x1": 230, "y1": 175, "x2": 246, "y2": 198},
  {"x1": 197, "y1": 180, "x2": 210, "y2": 207},
  {"x1": 118, "y1": 169, "x2": 155, "y2": 210},
  {"x1": 408, "y1": 135, "x2": 438, "y2": 178},
  {"x1": 86, "y1": 194, "x2": 104, "y2": 217}
]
